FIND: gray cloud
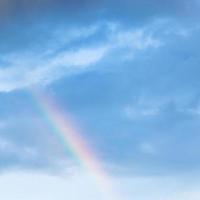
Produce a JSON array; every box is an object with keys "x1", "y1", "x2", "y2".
[{"x1": 0, "y1": 0, "x2": 199, "y2": 24}]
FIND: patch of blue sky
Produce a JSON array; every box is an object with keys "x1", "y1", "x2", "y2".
[{"x1": 0, "y1": 0, "x2": 200, "y2": 194}]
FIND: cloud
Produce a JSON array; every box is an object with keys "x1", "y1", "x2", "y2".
[
  {"x1": 0, "y1": 21, "x2": 161, "y2": 92},
  {"x1": 108, "y1": 25, "x2": 161, "y2": 50},
  {"x1": 0, "y1": 121, "x2": 6, "y2": 129},
  {"x1": 0, "y1": 169, "x2": 200, "y2": 200},
  {"x1": 0, "y1": 0, "x2": 199, "y2": 24},
  {"x1": 0, "y1": 0, "x2": 101, "y2": 22},
  {"x1": 124, "y1": 105, "x2": 159, "y2": 120},
  {"x1": 116, "y1": 173, "x2": 200, "y2": 200},
  {"x1": 0, "y1": 136, "x2": 41, "y2": 167},
  {"x1": 139, "y1": 142, "x2": 156, "y2": 155},
  {"x1": 0, "y1": 169, "x2": 112, "y2": 200},
  {"x1": 0, "y1": 46, "x2": 109, "y2": 92},
  {"x1": 124, "y1": 99, "x2": 160, "y2": 120}
]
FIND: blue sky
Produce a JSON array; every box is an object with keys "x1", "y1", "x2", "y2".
[{"x1": 0, "y1": 0, "x2": 200, "y2": 199}]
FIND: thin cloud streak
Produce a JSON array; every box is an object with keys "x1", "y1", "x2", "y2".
[{"x1": 0, "y1": 21, "x2": 161, "y2": 92}]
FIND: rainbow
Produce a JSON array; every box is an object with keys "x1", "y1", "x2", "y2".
[{"x1": 31, "y1": 88, "x2": 118, "y2": 200}]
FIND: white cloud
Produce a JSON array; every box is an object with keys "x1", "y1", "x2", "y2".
[
  {"x1": 0, "y1": 136, "x2": 39, "y2": 161},
  {"x1": 52, "y1": 24, "x2": 100, "y2": 46},
  {"x1": 51, "y1": 46, "x2": 109, "y2": 67},
  {"x1": 111, "y1": 29, "x2": 161, "y2": 50},
  {"x1": 183, "y1": 105, "x2": 200, "y2": 116},
  {"x1": 124, "y1": 104, "x2": 159, "y2": 120},
  {"x1": 0, "y1": 121, "x2": 7, "y2": 129},
  {"x1": 0, "y1": 169, "x2": 200, "y2": 200},
  {"x1": 1, "y1": 20, "x2": 196, "y2": 93},
  {"x1": 139, "y1": 142, "x2": 156, "y2": 155},
  {"x1": 0, "y1": 169, "x2": 117, "y2": 200},
  {"x1": 0, "y1": 137, "x2": 13, "y2": 151},
  {"x1": 116, "y1": 174, "x2": 200, "y2": 200},
  {"x1": 123, "y1": 97, "x2": 165, "y2": 120},
  {"x1": 0, "y1": 46, "x2": 109, "y2": 92},
  {"x1": 0, "y1": 22, "x2": 161, "y2": 92}
]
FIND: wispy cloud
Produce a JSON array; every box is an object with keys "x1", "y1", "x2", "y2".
[
  {"x1": 0, "y1": 21, "x2": 161, "y2": 92},
  {"x1": 0, "y1": 136, "x2": 39, "y2": 162},
  {"x1": 139, "y1": 142, "x2": 156, "y2": 155},
  {"x1": 0, "y1": 46, "x2": 109, "y2": 92},
  {"x1": 124, "y1": 101, "x2": 160, "y2": 120},
  {"x1": 110, "y1": 28, "x2": 161, "y2": 50}
]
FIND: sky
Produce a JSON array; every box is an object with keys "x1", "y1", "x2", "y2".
[{"x1": 0, "y1": 0, "x2": 200, "y2": 199}]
